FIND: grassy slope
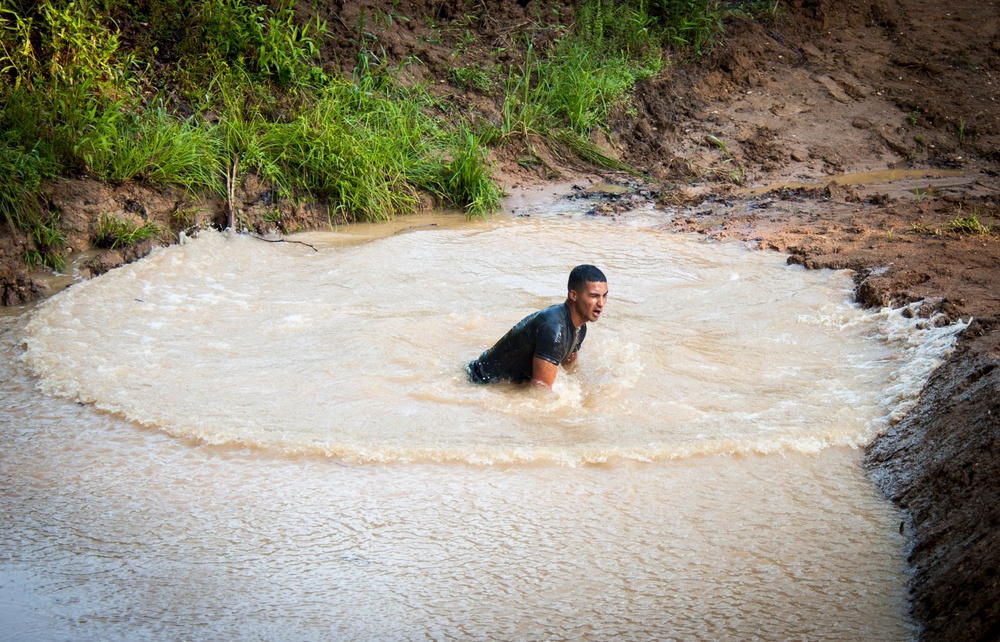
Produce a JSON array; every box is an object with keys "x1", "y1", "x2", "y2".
[{"x1": 0, "y1": 0, "x2": 763, "y2": 271}]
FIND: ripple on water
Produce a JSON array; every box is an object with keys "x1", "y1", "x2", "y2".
[
  {"x1": 20, "y1": 215, "x2": 963, "y2": 464},
  {"x1": 0, "y1": 207, "x2": 941, "y2": 639}
]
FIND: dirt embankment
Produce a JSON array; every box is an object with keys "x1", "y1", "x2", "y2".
[{"x1": 2, "y1": 1, "x2": 999, "y2": 639}]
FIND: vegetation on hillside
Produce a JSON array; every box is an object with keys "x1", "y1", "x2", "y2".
[{"x1": 0, "y1": 0, "x2": 741, "y2": 269}]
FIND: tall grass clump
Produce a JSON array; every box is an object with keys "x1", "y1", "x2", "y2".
[
  {"x1": 0, "y1": 1, "x2": 131, "y2": 169},
  {"x1": 184, "y1": 0, "x2": 328, "y2": 86},
  {"x1": 548, "y1": 1, "x2": 663, "y2": 134},
  {"x1": 423, "y1": 127, "x2": 503, "y2": 219},
  {"x1": 246, "y1": 69, "x2": 500, "y2": 221},
  {"x1": 643, "y1": 0, "x2": 725, "y2": 55},
  {"x1": 0, "y1": 1, "x2": 131, "y2": 267},
  {"x1": 497, "y1": 0, "x2": 666, "y2": 168},
  {"x1": 83, "y1": 108, "x2": 224, "y2": 194},
  {"x1": 94, "y1": 213, "x2": 160, "y2": 249},
  {"x1": 0, "y1": 140, "x2": 47, "y2": 232},
  {"x1": 492, "y1": 0, "x2": 726, "y2": 169},
  {"x1": 265, "y1": 84, "x2": 424, "y2": 222}
]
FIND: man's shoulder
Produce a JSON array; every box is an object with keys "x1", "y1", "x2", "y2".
[
  {"x1": 512, "y1": 304, "x2": 569, "y2": 340},
  {"x1": 538, "y1": 303, "x2": 570, "y2": 323}
]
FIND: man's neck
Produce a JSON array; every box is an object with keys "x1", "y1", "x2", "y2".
[{"x1": 564, "y1": 300, "x2": 584, "y2": 329}]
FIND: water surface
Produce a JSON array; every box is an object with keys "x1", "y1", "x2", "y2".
[{"x1": 1, "y1": 201, "x2": 963, "y2": 639}]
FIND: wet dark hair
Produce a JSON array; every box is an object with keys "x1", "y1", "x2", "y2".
[{"x1": 568, "y1": 264, "x2": 607, "y2": 292}]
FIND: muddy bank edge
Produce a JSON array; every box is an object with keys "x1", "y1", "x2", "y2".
[{"x1": 865, "y1": 330, "x2": 1000, "y2": 642}]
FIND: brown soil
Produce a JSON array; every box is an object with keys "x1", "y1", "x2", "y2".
[{"x1": 2, "y1": 1, "x2": 999, "y2": 639}]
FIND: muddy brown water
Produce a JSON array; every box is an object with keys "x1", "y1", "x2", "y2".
[{"x1": 0, "y1": 197, "x2": 966, "y2": 639}]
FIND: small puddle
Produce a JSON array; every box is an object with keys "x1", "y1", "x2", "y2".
[{"x1": 744, "y1": 168, "x2": 971, "y2": 196}]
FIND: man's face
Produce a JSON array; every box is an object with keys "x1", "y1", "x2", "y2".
[{"x1": 569, "y1": 281, "x2": 609, "y2": 323}]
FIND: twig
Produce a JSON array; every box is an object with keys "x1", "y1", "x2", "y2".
[
  {"x1": 227, "y1": 155, "x2": 239, "y2": 230},
  {"x1": 250, "y1": 234, "x2": 319, "y2": 252}
]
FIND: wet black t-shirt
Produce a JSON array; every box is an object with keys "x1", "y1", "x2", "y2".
[{"x1": 467, "y1": 303, "x2": 586, "y2": 384}]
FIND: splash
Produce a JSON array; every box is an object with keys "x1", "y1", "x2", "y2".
[{"x1": 22, "y1": 217, "x2": 963, "y2": 464}]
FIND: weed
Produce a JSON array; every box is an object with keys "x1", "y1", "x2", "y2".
[
  {"x1": 645, "y1": 0, "x2": 725, "y2": 55},
  {"x1": 172, "y1": 208, "x2": 202, "y2": 228},
  {"x1": 958, "y1": 117, "x2": 966, "y2": 144},
  {"x1": 956, "y1": 51, "x2": 977, "y2": 71},
  {"x1": 705, "y1": 134, "x2": 728, "y2": 154},
  {"x1": 948, "y1": 207, "x2": 994, "y2": 236},
  {"x1": 84, "y1": 108, "x2": 223, "y2": 194},
  {"x1": 700, "y1": 158, "x2": 745, "y2": 185},
  {"x1": 908, "y1": 106, "x2": 921, "y2": 126},
  {"x1": 0, "y1": 7, "x2": 37, "y2": 89},
  {"x1": 434, "y1": 128, "x2": 503, "y2": 218},
  {"x1": 24, "y1": 250, "x2": 49, "y2": 271},
  {"x1": 24, "y1": 214, "x2": 67, "y2": 271},
  {"x1": 455, "y1": 28, "x2": 476, "y2": 52},
  {"x1": 553, "y1": 131, "x2": 633, "y2": 173},
  {"x1": 726, "y1": 161, "x2": 746, "y2": 186},
  {"x1": 517, "y1": 155, "x2": 544, "y2": 169},
  {"x1": 196, "y1": 0, "x2": 326, "y2": 85},
  {"x1": 732, "y1": 0, "x2": 783, "y2": 21},
  {"x1": 496, "y1": 0, "x2": 666, "y2": 161},
  {"x1": 0, "y1": 139, "x2": 48, "y2": 232},
  {"x1": 453, "y1": 65, "x2": 497, "y2": 93},
  {"x1": 913, "y1": 185, "x2": 927, "y2": 202},
  {"x1": 910, "y1": 221, "x2": 937, "y2": 235},
  {"x1": 94, "y1": 213, "x2": 160, "y2": 249},
  {"x1": 499, "y1": 45, "x2": 549, "y2": 140},
  {"x1": 699, "y1": 132, "x2": 743, "y2": 184}
]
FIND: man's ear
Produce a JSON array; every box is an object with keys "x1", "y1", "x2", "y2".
[{"x1": 567, "y1": 289, "x2": 578, "y2": 302}]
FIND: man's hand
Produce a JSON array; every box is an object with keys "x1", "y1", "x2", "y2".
[{"x1": 531, "y1": 357, "x2": 559, "y2": 389}]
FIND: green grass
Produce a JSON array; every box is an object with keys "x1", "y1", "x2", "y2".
[
  {"x1": 0, "y1": 0, "x2": 732, "y2": 267},
  {"x1": 83, "y1": 108, "x2": 224, "y2": 194},
  {"x1": 948, "y1": 208, "x2": 994, "y2": 236},
  {"x1": 452, "y1": 64, "x2": 497, "y2": 93},
  {"x1": 0, "y1": 138, "x2": 65, "y2": 270},
  {"x1": 430, "y1": 128, "x2": 503, "y2": 218},
  {"x1": 94, "y1": 213, "x2": 161, "y2": 250}
]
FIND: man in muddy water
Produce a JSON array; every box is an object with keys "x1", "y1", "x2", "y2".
[{"x1": 467, "y1": 264, "x2": 608, "y2": 389}]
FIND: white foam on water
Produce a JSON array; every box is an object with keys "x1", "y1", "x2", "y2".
[
  {"x1": 21, "y1": 215, "x2": 963, "y2": 465},
  {"x1": 0, "y1": 205, "x2": 942, "y2": 640}
]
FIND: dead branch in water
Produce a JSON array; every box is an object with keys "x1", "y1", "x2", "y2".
[{"x1": 249, "y1": 235, "x2": 319, "y2": 252}]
